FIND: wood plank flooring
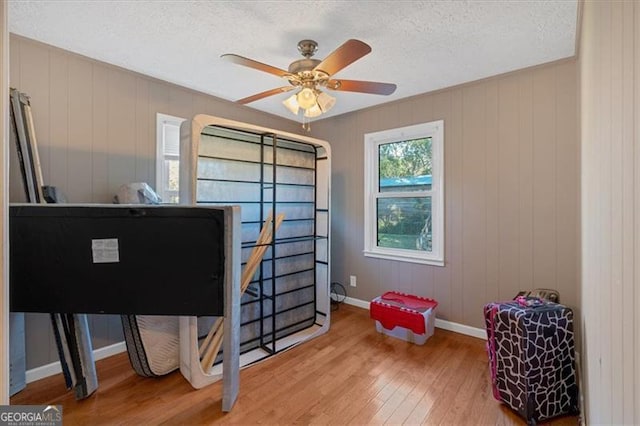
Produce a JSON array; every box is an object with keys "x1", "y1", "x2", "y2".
[{"x1": 11, "y1": 304, "x2": 579, "y2": 425}]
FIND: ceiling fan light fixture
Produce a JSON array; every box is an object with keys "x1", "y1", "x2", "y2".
[
  {"x1": 304, "y1": 103, "x2": 323, "y2": 118},
  {"x1": 282, "y1": 94, "x2": 300, "y2": 115},
  {"x1": 296, "y1": 87, "x2": 317, "y2": 109},
  {"x1": 317, "y1": 91, "x2": 336, "y2": 113}
]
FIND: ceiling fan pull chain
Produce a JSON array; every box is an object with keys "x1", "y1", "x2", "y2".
[{"x1": 302, "y1": 115, "x2": 311, "y2": 132}]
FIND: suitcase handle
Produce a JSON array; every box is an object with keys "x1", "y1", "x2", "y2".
[{"x1": 515, "y1": 296, "x2": 546, "y2": 307}]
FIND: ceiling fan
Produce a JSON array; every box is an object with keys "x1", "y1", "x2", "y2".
[{"x1": 221, "y1": 39, "x2": 397, "y2": 120}]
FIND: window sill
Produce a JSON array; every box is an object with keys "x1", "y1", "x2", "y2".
[{"x1": 363, "y1": 250, "x2": 444, "y2": 267}]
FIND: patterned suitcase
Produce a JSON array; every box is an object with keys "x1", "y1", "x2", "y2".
[{"x1": 484, "y1": 298, "x2": 579, "y2": 424}]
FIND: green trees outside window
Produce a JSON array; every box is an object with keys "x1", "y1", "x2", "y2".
[{"x1": 377, "y1": 137, "x2": 432, "y2": 252}]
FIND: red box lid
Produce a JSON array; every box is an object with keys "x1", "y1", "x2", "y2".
[{"x1": 370, "y1": 291, "x2": 438, "y2": 335}]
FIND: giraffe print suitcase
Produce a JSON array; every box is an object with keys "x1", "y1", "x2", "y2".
[{"x1": 484, "y1": 298, "x2": 579, "y2": 424}]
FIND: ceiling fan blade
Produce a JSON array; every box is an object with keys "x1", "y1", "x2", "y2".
[
  {"x1": 314, "y1": 39, "x2": 371, "y2": 76},
  {"x1": 221, "y1": 54, "x2": 290, "y2": 78},
  {"x1": 236, "y1": 86, "x2": 295, "y2": 104},
  {"x1": 327, "y1": 79, "x2": 397, "y2": 95}
]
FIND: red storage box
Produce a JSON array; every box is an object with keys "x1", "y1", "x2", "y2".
[{"x1": 370, "y1": 291, "x2": 438, "y2": 345}]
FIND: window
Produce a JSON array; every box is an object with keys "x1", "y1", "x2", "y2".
[
  {"x1": 364, "y1": 120, "x2": 444, "y2": 266},
  {"x1": 156, "y1": 113, "x2": 186, "y2": 204}
]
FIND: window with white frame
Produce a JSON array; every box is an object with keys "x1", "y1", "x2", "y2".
[
  {"x1": 364, "y1": 120, "x2": 444, "y2": 266},
  {"x1": 156, "y1": 113, "x2": 186, "y2": 204}
]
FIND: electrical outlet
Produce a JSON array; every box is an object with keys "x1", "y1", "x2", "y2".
[{"x1": 349, "y1": 275, "x2": 357, "y2": 287}]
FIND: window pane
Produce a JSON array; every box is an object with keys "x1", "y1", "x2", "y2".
[
  {"x1": 378, "y1": 138, "x2": 432, "y2": 192},
  {"x1": 163, "y1": 123, "x2": 180, "y2": 156},
  {"x1": 377, "y1": 196, "x2": 432, "y2": 252},
  {"x1": 165, "y1": 159, "x2": 180, "y2": 191},
  {"x1": 166, "y1": 192, "x2": 179, "y2": 204}
]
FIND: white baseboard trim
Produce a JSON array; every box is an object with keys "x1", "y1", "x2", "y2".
[
  {"x1": 433, "y1": 318, "x2": 486, "y2": 340},
  {"x1": 343, "y1": 297, "x2": 486, "y2": 340},
  {"x1": 26, "y1": 341, "x2": 127, "y2": 384},
  {"x1": 344, "y1": 296, "x2": 370, "y2": 310}
]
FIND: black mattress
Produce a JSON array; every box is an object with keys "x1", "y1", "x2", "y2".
[{"x1": 10, "y1": 204, "x2": 225, "y2": 316}]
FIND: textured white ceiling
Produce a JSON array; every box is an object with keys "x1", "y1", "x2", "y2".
[{"x1": 8, "y1": 1, "x2": 578, "y2": 122}]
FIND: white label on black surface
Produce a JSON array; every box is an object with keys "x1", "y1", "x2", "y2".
[{"x1": 92, "y1": 238, "x2": 120, "y2": 263}]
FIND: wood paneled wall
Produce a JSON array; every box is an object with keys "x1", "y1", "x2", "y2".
[
  {"x1": 580, "y1": 1, "x2": 640, "y2": 423},
  {"x1": 312, "y1": 59, "x2": 579, "y2": 330},
  {"x1": 8, "y1": 35, "x2": 301, "y2": 369}
]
